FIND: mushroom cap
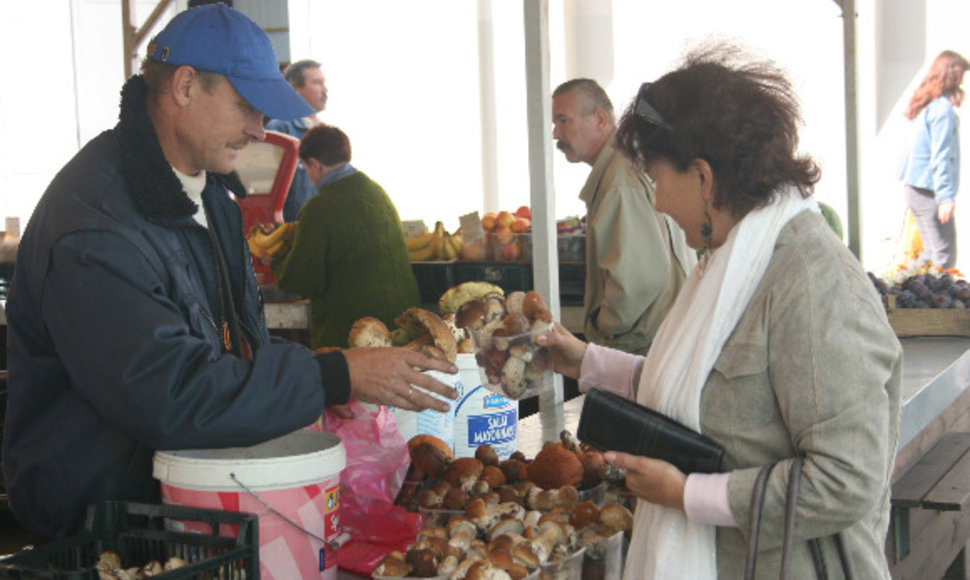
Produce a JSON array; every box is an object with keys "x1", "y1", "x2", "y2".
[
  {"x1": 396, "y1": 307, "x2": 458, "y2": 362},
  {"x1": 455, "y1": 299, "x2": 488, "y2": 330},
  {"x1": 521, "y1": 291, "x2": 548, "y2": 321},
  {"x1": 444, "y1": 457, "x2": 485, "y2": 489},
  {"x1": 599, "y1": 503, "x2": 635, "y2": 534},
  {"x1": 525, "y1": 443, "x2": 584, "y2": 490},
  {"x1": 447, "y1": 516, "x2": 477, "y2": 538},
  {"x1": 375, "y1": 552, "x2": 410, "y2": 577},
  {"x1": 479, "y1": 465, "x2": 507, "y2": 489},
  {"x1": 442, "y1": 486, "x2": 470, "y2": 510},
  {"x1": 408, "y1": 441, "x2": 453, "y2": 480},
  {"x1": 569, "y1": 501, "x2": 601, "y2": 530},
  {"x1": 347, "y1": 317, "x2": 392, "y2": 348},
  {"x1": 475, "y1": 445, "x2": 500, "y2": 467},
  {"x1": 405, "y1": 548, "x2": 438, "y2": 577},
  {"x1": 439, "y1": 281, "x2": 505, "y2": 315},
  {"x1": 487, "y1": 517, "x2": 525, "y2": 542},
  {"x1": 501, "y1": 312, "x2": 531, "y2": 336},
  {"x1": 408, "y1": 434, "x2": 456, "y2": 460}
]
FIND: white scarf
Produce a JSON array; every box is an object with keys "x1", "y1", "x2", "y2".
[{"x1": 623, "y1": 186, "x2": 818, "y2": 580}]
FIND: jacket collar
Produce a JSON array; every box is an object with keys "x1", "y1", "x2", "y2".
[
  {"x1": 116, "y1": 75, "x2": 245, "y2": 226},
  {"x1": 579, "y1": 139, "x2": 617, "y2": 205}
]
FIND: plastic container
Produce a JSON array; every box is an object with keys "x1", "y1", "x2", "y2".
[
  {"x1": 153, "y1": 430, "x2": 346, "y2": 580},
  {"x1": 391, "y1": 368, "x2": 460, "y2": 452},
  {"x1": 582, "y1": 531, "x2": 626, "y2": 580},
  {"x1": 0, "y1": 501, "x2": 257, "y2": 579},
  {"x1": 453, "y1": 353, "x2": 519, "y2": 459},
  {"x1": 417, "y1": 506, "x2": 464, "y2": 529},
  {"x1": 470, "y1": 323, "x2": 553, "y2": 400},
  {"x1": 539, "y1": 547, "x2": 586, "y2": 580}
]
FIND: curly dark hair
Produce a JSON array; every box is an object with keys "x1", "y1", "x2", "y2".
[{"x1": 616, "y1": 42, "x2": 820, "y2": 218}]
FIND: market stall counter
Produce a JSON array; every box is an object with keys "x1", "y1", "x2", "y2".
[{"x1": 334, "y1": 336, "x2": 970, "y2": 579}]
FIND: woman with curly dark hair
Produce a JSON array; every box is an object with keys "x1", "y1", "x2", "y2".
[
  {"x1": 898, "y1": 50, "x2": 969, "y2": 269},
  {"x1": 537, "y1": 42, "x2": 902, "y2": 578}
]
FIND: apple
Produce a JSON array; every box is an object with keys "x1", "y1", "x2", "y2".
[
  {"x1": 481, "y1": 212, "x2": 498, "y2": 232},
  {"x1": 501, "y1": 242, "x2": 521, "y2": 261},
  {"x1": 511, "y1": 217, "x2": 531, "y2": 233},
  {"x1": 494, "y1": 225, "x2": 514, "y2": 245},
  {"x1": 515, "y1": 205, "x2": 532, "y2": 220},
  {"x1": 496, "y1": 211, "x2": 515, "y2": 228}
]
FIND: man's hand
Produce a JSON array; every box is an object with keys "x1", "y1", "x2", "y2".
[
  {"x1": 604, "y1": 451, "x2": 687, "y2": 510},
  {"x1": 938, "y1": 200, "x2": 955, "y2": 224},
  {"x1": 343, "y1": 347, "x2": 458, "y2": 413}
]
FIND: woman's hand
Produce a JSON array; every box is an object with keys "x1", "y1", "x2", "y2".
[
  {"x1": 938, "y1": 200, "x2": 955, "y2": 224},
  {"x1": 534, "y1": 321, "x2": 587, "y2": 379},
  {"x1": 343, "y1": 347, "x2": 458, "y2": 412},
  {"x1": 604, "y1": 451, "x2": 687, "y2": 510}
]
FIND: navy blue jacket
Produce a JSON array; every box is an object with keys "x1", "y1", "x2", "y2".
[{"x1": 2, "y1": 76, "x2": 350, "y2": 539}]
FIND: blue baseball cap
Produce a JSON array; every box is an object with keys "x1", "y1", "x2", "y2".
[{"x1": 147, "y1": 3, "x2": 313, "y2": 120}]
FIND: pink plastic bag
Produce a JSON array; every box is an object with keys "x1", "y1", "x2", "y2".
[{"x1": 314, "y1": 400, "x2": 419, "y2": 576}]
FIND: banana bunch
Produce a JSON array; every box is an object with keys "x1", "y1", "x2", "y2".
[
  {"x1": 406, "y1": 221, "x2": 464, "y2": 261},
  {"x1": 247, "y1": 222, "x2": 295, "y2": 264}
]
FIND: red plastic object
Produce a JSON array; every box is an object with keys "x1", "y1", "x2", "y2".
[{"x1": 234, "y1": 130, "x2": 300, "y2": 286}]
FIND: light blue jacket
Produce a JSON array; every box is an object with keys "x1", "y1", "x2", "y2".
[{"x1": 898, "y1": 96, "x2": 961, "y2": 203}]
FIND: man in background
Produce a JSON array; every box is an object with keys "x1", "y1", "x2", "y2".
[
  {"x1": 552, "y1": 78, "x2": 693, "y2": 356},
  {"x1": 266, "y1": 59, "x2": 329, "y2": 221},
  {"x1": 271, "y1": 124, "x2": 420, "y2": 350}
]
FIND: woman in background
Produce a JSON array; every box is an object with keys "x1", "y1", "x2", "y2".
[
  {"x1": 898, "y1": 50, "x2": 969, "y2": 269},
  {"x1": 537, "y1": 42, "x2": 902, "y2": 579}
]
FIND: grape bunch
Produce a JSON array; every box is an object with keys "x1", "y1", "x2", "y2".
[{"x1": 869, "y1": 271, "x2": 970, "y2": 309}]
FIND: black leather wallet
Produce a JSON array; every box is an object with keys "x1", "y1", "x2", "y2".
[{"x1": 577, "y1": 388, "x2": 724, "y2": 473}]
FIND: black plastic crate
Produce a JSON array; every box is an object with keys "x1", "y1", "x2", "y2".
[
  {"x1": 454, "y1": 262, "x2": 533, "y2": 294},
  {"x1": 410, "y1": 262, "x2": 457, "y2": 308},
  {"x1": 559, "y1": 263, "x2": 586, "y2": 306},
  {"x1": 0, "y1": 501, "x2": 258, "y2": 580}
]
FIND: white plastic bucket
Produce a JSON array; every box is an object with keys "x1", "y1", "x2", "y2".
[
  {"x1": 453, "y1": 353, "x2": 518, "y2": 459},
  {"x1": 384, "y1": 368, "x2": 458, "y2": 451},
  {"x1": 153, "y1": 430, "x2": 346, "y2": 580}
]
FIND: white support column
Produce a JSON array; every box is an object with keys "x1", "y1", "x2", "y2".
[
  {"x1": 478, "y1": 0, "x2": 500, "y2": 214},
  {"x1": 842, "y1": 0, "x2": 862, "y2": 259},
  {"x1": 523, "y1": 0, "x2": 563, "y2": 423}
]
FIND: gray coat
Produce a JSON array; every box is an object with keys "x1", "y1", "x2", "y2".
[{"x1": 701, "y1": 210, "x2": 902, "y2": 578}]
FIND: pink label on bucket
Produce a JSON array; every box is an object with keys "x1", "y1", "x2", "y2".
[{"x1": 161, "y1": 477, "x2": 341, "y2": 580}]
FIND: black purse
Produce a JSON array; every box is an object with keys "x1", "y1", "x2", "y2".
[
  {"x1": 576, "y1": 388, "x2": 724, "y2": 474},
  {"x1": 745, "y1": 457, "x2": 855, "y2": 580}
]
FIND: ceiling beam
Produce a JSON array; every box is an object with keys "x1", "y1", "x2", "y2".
[{"x1": 122, "y1": 0, "x2": 175, "y2": 78}]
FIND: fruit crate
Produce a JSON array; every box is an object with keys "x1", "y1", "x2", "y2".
[
  {"x1": 884, "y1": 295, "x2": 970, "y2": 338},
  {"x1": 0, "y1": 501, "x2": 258, "y2": 580}
]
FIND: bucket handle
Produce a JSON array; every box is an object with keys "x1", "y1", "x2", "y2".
[{"x1": 230, "y1": 472, "x2": 348, "y2": 551}]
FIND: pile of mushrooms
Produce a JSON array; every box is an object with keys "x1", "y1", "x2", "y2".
[
  {"x1": 379, "y1": 435, "x2": 634, "y2": 579},
  {"x1": 455, "y1": 290, "x2": 554, "y2": 399}
]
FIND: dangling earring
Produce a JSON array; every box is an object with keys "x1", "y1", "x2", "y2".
[{"x1": 697, "y1": 208, "x2": 714, "y2": 276}]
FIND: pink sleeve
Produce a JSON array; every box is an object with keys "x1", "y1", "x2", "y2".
[
  {"x1": 684, "y1": 472, "x2": 737, "y2": 527},
  {"x1": 577, "y1": 343, "x2": 641, "y2": 399}
]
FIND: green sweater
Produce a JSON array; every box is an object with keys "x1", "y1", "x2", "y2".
[{"x1": 272, "y1": 171, "x2": 420, "y2": 349}]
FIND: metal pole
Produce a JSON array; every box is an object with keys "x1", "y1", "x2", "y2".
[
  {"x1": 523, "y1": 0, "x2": 564, "y2": 419},
  {"x1": 842, "y1": 0, "x2": 862, "y2": 258}
]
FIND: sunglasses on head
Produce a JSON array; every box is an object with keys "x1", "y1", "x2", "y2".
[{"x1": 634, "y1": 82, "x2": 672, "y2": 130}]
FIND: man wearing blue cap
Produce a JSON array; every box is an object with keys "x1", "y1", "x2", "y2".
[{"x1": 2, "y1": 3, "x2": 456, "y2": 540}]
